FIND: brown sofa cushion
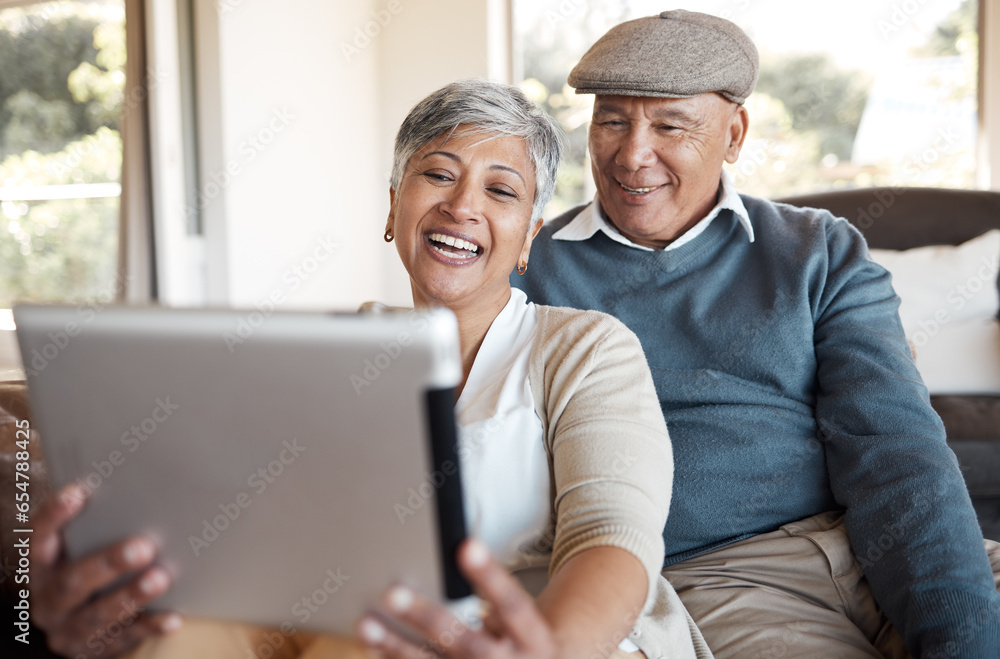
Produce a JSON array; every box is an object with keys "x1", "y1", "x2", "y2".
[{"x1": 931, "y1": 395, "x2": 1000, "y2": 441}]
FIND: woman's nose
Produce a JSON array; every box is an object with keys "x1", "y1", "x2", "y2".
[
  {"x1": 438, "y1": 180, "x2": 484, "y2": 222},
  {"x1": 615, "y1": 128, "x2": 658, "y2": 171}
]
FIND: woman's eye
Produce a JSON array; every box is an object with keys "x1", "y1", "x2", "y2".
[
  {"x1": 423, "y1": 171, "x2": 452, "y2": 182},
  {"x1": 488, "y1": 186, "x2": 517, "y2": 199}
]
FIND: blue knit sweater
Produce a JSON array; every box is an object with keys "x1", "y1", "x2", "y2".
[{"x1": 512, "y1": 195, "x2": 1000, "y2": 656}]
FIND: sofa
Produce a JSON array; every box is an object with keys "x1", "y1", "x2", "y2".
[{"x1": 2, "y1": 186, "x2": 999, "y2": 656}]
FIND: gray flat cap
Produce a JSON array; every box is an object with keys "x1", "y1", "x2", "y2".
[{"x1": 568, "y1": 9, "x2": 759, "y2": 104}]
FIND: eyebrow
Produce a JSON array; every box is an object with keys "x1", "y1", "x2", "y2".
[
  {"x1": 420, "y1": 150, "x2": 526, "y2": 183},
  {"x1": 594, "y1": 103, "x2": 698, "y2": 124}
]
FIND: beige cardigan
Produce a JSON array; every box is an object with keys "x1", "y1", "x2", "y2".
[{"x1": 529, "y1": 306, "x2": 712, "y2": 659}]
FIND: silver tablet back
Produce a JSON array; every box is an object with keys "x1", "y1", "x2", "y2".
[{"x1": 15, "y1": 304, "x2": 468, "y2": 635}]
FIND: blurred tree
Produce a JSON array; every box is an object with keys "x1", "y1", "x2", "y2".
[
  {"x1": 0, "y1": 5, "x2": 109, "y2": 159},
  {"x1": 0, "y1": 1, "x2": 124, "y2": 307},
  {"x1": 914, "y1": 0, "x2": 976, "y2": 58},
  {"x1": 755, "y1": 53, "x2": 871, "y2": 162}
]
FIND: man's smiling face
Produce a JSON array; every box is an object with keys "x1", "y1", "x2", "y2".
[{"x1": 587, "y1": 93, "x2": 748, "y2": 249}]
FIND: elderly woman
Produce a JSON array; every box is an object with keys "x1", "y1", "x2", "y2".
[{"x1": 29, "y1": 80, "x2": 708, "y2": 659}]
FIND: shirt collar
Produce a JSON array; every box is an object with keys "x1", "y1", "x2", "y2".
[{"x1": 551, "y1": 170, "x2": 754, "y2": 251}]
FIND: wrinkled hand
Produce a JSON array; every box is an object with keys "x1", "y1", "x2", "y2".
[
  {"x1": 32, "y1": 483, "x2": 182, "y2": 658},
  {"x1": 358, "y1": 539, "x2": 557, "y2": 658}
]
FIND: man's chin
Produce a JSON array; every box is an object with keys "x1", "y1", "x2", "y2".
[{"x1": 606, "y1": 212, "x2": 683, "y2": 248}]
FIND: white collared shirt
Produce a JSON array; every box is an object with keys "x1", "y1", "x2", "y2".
[{"x1": 552, "y1": 170, "x2": 754, "y2": 251}]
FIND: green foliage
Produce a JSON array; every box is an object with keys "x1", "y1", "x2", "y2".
[
  {"x1": 0, "y1": 128, "x2": 121, "y2": 307},
  {"x1": 755, "y1": 53, "x2": 871, "y2": 162},
  {"x1": 0, "y1": 2, "x2": 124, "y2": 306},
  {"x1": 0, "y1": 5, "x2": 111, "y2": 160},
  {"x1": 913, "y1": 0, "x2": 977, "y2": 58},
  {"x1": 67, "y1": 20, "x2": 126, "y2": 127}
]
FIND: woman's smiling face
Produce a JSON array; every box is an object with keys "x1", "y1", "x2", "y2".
[{"x1": 387, "y1": 126, "x2": 539, "y2": 310}]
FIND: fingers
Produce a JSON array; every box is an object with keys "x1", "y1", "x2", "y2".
[
  {"x1": 458, "y1": 539, "x2": 550, "y2": 652},
  {"x1": 34, "y1": 483, "x2": 88, "y2": 567},
  {"x1": 37, "y1": 535, "x2": 158, "y2": 623},
  {"x1": 357, "y1": 617, "x2": 429, "y2": 658},
  {"x1": 44, "y1": 568, "x2": 181, "y2": 658},
  {"x1": 359, "y1": 586, "x2": 492, "y2": 658},
  {"x1": 47, "y1": 606, "x2": 182, "y2": 659}
]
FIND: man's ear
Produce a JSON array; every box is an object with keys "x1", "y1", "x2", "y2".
[{"x1": 724, "y1": 105, "x2": 750, "y2": 164}]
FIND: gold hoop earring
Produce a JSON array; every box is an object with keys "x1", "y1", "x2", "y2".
[
  {"x1": 516, "y1": 262, "x2": 527, "y2": 275},
  {"x1": 384, "y1": 229, "x2": 393, "y2": 243}
]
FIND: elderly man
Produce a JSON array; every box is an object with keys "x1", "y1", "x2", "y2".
[{"x1": 512, "y1": 9, "x2": 1000, "y2": 659}]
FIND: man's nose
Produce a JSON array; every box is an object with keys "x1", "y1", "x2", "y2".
[{"x1": 615, "y1": 128, "x2": 658, "y2": 171}]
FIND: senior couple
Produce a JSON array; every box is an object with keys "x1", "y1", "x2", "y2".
[{"x1": 30, "y1": 10, "x2": 1000, "y2": 659}]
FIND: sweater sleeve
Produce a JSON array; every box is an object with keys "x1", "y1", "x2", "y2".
[
  {"x1": 813, "y1": 218, "x2": 1000, "y2": 657},
  {"x1": 531, "y1": 307, "x2": 673, "y2": 611}
]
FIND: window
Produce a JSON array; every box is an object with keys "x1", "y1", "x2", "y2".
[
  {"x1": 513, "y1": 0, "x2": 980, "y2": 213},
  {"x1": 0, "y1": 0, "x2": 126, "y2": 309}
]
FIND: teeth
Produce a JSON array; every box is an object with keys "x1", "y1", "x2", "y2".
[
  {"x1": 619, "y1": 183, "x2": 661, "y2": 194},
  {"x1": 428, "y1": 233, "x2": 479, "y2": 254}
]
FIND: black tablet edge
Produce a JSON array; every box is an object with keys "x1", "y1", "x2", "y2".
[{"x1": 425, "y1": 387, "x2": 473, "y2": 600}]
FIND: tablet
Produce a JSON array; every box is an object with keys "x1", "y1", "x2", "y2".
[{"x1": 14, "y1": 304, "x2": 471, "y2": 635}]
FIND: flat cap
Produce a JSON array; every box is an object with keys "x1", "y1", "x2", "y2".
[{"x1": 568, "y1": 9, "x2": 759, "y2": 104}]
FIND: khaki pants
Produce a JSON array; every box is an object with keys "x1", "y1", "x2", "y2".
[{"x1": 663, "y1": 511, "x2": 1000, "y2": 659}]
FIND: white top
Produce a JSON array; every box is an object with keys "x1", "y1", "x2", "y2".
[
  {"x1": 454, "y1": 288, "x2": 642, "y2": 652},
  {"x1": 455, "y1": 287, "x2": 551, "y2": 573},
  {"x1": 551, "y1": 170, "x2": 754, "y2": 251}
]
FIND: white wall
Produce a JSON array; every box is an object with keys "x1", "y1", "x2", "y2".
[
  {"x1": 194, "y1": 0, "x2": 510, "y2": 312},
  {"x1": 376, "y1": 0, "x2": 511, "y2": 304},
  {"x1": 198, "y1": 0, "x2": 383, "y2": 311}
]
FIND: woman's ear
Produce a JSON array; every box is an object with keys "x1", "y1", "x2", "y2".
[
  {"x1": 385, "y1": 187, "x2": 397, "y2": 237},
  {"x1": 518, "y1": 218, "x2": 543, "y2": 265}
]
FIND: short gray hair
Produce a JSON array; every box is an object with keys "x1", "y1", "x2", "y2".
[{"x1": 391, "y1": 79, "x2": 563, "y2": 222}]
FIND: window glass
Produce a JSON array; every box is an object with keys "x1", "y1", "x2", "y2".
[
  {"x1": 0, "y1": 0, "x2": 125, "y2": 308},
  {"x1": 514, "y1": 0, "x2": 978, "y2": 214}
]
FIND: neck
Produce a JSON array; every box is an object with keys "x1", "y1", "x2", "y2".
[{"x1": 411, "y1": 286, "x2": 513, "y2": 398}]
